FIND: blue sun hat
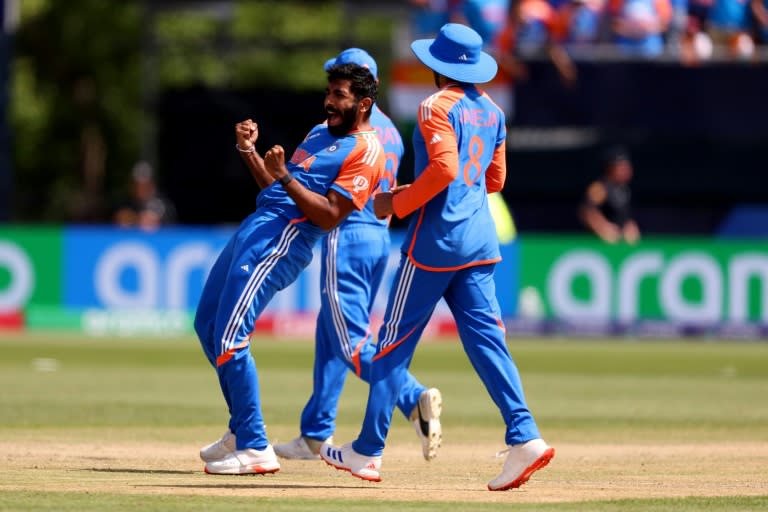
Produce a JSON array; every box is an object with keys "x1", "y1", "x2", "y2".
[
  {"x1": 411, "y1": 23, "x2": 498, "y2": 84},
  {"x1": 324, "y1": 48, "x2": 378, "y2": 80}
]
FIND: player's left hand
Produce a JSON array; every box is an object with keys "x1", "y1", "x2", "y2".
[
  {"x1": 374, "y1": 191, "x2": 394, "y2": 219},
  {"x1": 264, "y1": 145, "x2": 287, "y2": 178}
]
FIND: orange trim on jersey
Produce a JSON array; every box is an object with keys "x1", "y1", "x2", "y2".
[
  {"x1": 495, "y1": 316, "x2": 507, "y2": 333},
  {"x1": 393, "y1": 88, "x2": 463, "y2": 218},
  {"x1": 372, "y1": 323, "x2": 422, "y2": 361},
  {"x1": 404, "y1": 186, "x2": 502, "y2": 272},
  {"x1": 350, "y1": 331, "x2": 371, "y2": 377},
  {"x1": 405, "y1": 208, "x2": 426, "y2": 260},
  {"x1": 290, "y1": 216, "x2": 307, "y2": 224},
  {"x1": 216, "y1": 340, "x2": 250, "y2": 367},
  {"x1": 486, "y1": 143, "x2": 506, "y2": 193},
  {"x1": 333, "y1": 131, "x2": 384, "y2": 211},
  {"x1": 408, "y1": 251, "x2": 502, "y2": 272}
]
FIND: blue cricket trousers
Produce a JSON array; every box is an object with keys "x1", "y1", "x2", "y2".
[
  {"x1": 195, "y1": 211, "x2": 316, "y2": 451},
  {"x1": 300, "y1": 224, "x2": 425, "y2": 441},
  {"x1": 353, "y1": 254, "x2": 541, "y2": 456}
]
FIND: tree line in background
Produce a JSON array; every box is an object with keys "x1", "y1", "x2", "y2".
[{"x1": 9, "y1": 0, "x2": 393, "y2": 223}]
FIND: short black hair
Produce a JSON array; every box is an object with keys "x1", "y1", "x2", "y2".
[
  {"x1": 600, "y1": 145, "x2": 630, "y2": 170},
  {"x1": 326, "y1": 63, "x2": 378, "y2": 106}
]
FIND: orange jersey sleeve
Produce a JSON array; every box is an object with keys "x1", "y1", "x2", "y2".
[
  {"x1": 332, "y1": 131, "x2": 384, "y2": 210},
  {"x1": 486, "y1": 143, "x2": 506, "y2": 193},
  {"x1": 393, "y1": 91, "x2": 460, "y2": 218}
]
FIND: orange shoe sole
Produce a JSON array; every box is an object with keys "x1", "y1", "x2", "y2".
[
  {"x1": 488, "y1": 447, "x2": 555, "y2": 491},
  {"x1": 321, "y1": 457, "x2": 382, "y2": 482}
]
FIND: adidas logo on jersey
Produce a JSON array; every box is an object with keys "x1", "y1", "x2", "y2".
[
  {"x1": 429, "y1": 133, "x2": 443, "y2": 145},
  {"x1": 241, "y1": 264, "x2": 249, "y2": 273},
  {"x1": 459, "y1": 53, "x2": 468, "y2": 61}
]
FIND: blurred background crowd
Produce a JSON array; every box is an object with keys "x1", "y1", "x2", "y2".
[
  {"x1": 0, "y1": 0, "x2": 765, "y2": 238},
  {"x1": 412, "y1": 0, "x2": 768, "y2": 66}
]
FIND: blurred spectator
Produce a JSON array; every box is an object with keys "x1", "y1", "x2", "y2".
[
  {"x1": 666, "y1": 0, "x2": 691, "y2": 51},
  {"x1": 752, "y1": 0, "x2": 768, "y2": 44},
  {"x1": 493, "y1": 0, "x2": 578, "y2": 87},
  {"x1": 579, "y1": 146, "x2": 641, "y2": 244},
  {"x1": 607, "y1": 0, "x2": 673, "y2": 57},
  {"x1": 461, "y1": 0, "x2": 512, "y2": 42},
  {"x1": 409, "y1": 0, "x2": 510, "y2": 45},
  {"x1": 555, "y1": 0, "x2": 609, "y2": 52},
  {"x1": 688, "y1": 0, "x2": 714, "y2": 29},
  {"x1": 708, "y1": 0, "x2": 755, "y2": 59},
  {"x1": 113, "y1": 161, "x2": 177, "y2": 230},
  {"x1": 679, "y1": 15, "x2": 715, "y2": 64},
  {"x1": 409, "y1": 0, "x2": 461, "y2": 37}
]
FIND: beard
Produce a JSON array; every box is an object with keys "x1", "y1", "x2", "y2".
[{"x1": 327, "y1": 101, "x2": 359, "y2": 137}]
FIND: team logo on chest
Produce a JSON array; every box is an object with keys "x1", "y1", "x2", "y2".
[
  {"x1": 290, "y1": 148, "x2": 311, "y2": 164},
  {"x1": 327, "y1": 144, "x2": 338, "y2": 152},
  {"x1": 352, "y1": 175, "x2": 369, "y2": 192}
]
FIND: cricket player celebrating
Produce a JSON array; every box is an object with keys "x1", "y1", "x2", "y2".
[
  {"x1": 320, "y1": 23, "x2": 554, "y2": 491},
  {"x1": 196, "y1": 63, "x2": 384, "y2": 475},
  {"x1": 274, "y1": 49, "x2": 442, "y2": 463}
]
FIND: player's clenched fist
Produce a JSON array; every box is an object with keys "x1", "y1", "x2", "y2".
[
  {"x1": 264, "y1": 145, "x2": 287, "y2": 179},
  {"x1": 235, "y1": 119, "x2": 258, "y2": 150},
  {"x1": 374, "y1": 184, "x2": 408, "y2": 219},
  {"x1": 373, "y1": 191, "x2": 393, "y2": 219}
]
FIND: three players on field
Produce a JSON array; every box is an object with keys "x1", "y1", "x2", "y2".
[{"x1": 194, "y1": 22, "x2": 553, "y2": 491}]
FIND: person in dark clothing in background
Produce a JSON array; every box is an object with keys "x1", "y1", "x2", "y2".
[
  {"x1": 113, "y1": 161, "x2": 177, "y2": 230},
  {"x1": 579, "y1": 146, "x2": 640, "y2": 244}
]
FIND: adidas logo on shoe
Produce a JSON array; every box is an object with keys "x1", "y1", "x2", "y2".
[{"x1": 319, "y1": 442, "x2": 382, "y2": 482}]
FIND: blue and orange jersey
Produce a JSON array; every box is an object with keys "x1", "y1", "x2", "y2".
[
  {"x1": 608, "y1": 0, "x2": 671, "y2": 55},
  {"x1": 494, "y1": 0, "x2": 558, "y2": 55},
  {"x1": 461, "y1": 0, "x2": 511, "y2": 44},
  {"x1": 340, "y1": 105, "x2": 404, "y2": 229},
  {"x1": 257, "y1": 123, "x2": 384, "y2": 240},
  {"x1": 393, "y1": 84, "x2": 506, "y2": 271},
  {"x1": 554, "y1": 0, "x2": 607, "y2": 47}
]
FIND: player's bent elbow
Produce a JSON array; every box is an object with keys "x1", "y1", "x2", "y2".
[
  {"x1": 315, "y1": 209, "x2": 350, "y2": 231},
  {"x1": 316, "y1": 218, "x2": 340, "y2": 231}
]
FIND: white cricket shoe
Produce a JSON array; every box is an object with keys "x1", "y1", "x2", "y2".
[
  {"x1": 319, "y1": 442, "x2": 382, "y2": 482},
  {"x1": 199, "y1": 430, "x2": 236, "y2": 462},
  {"x1": 274, "y1": 435, "x2": 333, "y2": 460},
  {"x1": 204, "y1": 445, "x2": 281, "y2": 475},
  {"x1": 410, "y1": 387, "x2": 442, "y2": 460},
  {"x1": 487, "y1": 438, "x2": 555, "y2": 491}
]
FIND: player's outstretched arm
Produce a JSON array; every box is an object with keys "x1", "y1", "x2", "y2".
[
  {"x1": 264, "y1": 145, "x2": 355, "y2": 230},
  {"x1": 235, "y1": 119, "x2": 275, "y2": 189}
]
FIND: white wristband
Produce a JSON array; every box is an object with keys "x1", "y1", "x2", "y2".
[{"x1": 236, "y1": 143, "x2": 256, "y2": 153}]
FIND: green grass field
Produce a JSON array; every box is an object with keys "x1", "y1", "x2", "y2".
[{"x1": 0, "y1": 333, "x2": 767, "y2": 511}]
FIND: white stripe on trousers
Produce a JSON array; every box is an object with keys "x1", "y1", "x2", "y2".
[
  {"x1": 379, "y1": 257, "x2": 416, "y2": 351},
  {"x1": 221, "y1": 223, "x2": 300, "y2": 353},
  {"x1": 324, "y1": 228, "x2": 354, "y2": 362}
]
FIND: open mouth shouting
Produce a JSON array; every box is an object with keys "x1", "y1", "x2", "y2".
[{"x1": 326, "y1": 107, "x2": 341, "y2": 126}]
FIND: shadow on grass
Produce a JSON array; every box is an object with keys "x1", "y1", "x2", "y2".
[
  {"x1": 141, "y1": 482, "x2": 374, "y2": 490},
  {"x1": 85, "y1": 468, "x2": 197, "y2": 475}
]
